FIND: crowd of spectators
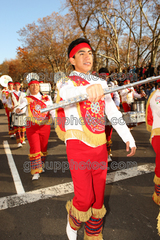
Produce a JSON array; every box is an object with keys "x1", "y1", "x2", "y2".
[
  {"x1": 129, "y1": 63, "x2": 160, "y2": 99},
  {"x1": 127, "y1": 61, "x2": 160, "y2": 79},
  {"x1": 109, "y1": 62, "x2": 160, "y2": 101}
]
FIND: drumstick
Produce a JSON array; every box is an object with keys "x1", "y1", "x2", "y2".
[
  {"x1": 13, "y1": 104, "x2": 27, "y2": 110},
  {"x1": 20, "y1": 104, "x2": 29, "y2": 110},
  {"x1": 13, "y1": 105, "x2": 18, "y2": 109},
  {"x1": 16, "y1": 104, "x2": 29, "y2": 113}
]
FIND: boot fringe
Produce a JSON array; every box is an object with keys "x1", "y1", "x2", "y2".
[{"x1": 66, "y1": 200, "x2": 92, "y2": 222}]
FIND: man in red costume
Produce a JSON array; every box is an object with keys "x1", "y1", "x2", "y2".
[
  {"x1": 99, "y1": 67, "x2": 120, "y2": 162},
  {"x1": 16, "y1": 73, "x2": 55, "y2": 180},
  {"x1": 146, "y1": 79, "x2": 160, "y2": 205},
  {"x1": 120, "y1": 79, "x2": 143, "y2": 112},
  {"x1": 7, "y1": 81, "x2": 26, "y2": 147},
  {"x1": 55, "y1": 38, "x2": 136, "y2": 240}
]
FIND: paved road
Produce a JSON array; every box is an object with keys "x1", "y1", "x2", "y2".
[{"x1": 0, "y1": 108, "x2": 159, "y2": 240}]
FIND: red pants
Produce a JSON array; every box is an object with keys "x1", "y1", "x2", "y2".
[
  {"x1": 122, "y1": 102, "x2": 131, "y2": 112},
  {"x1": 66, "y1": 140, "x2": 108, "y2": 212},
  {"x1": 152, "y1": 136, "x2": 160, "y2": 178},
  {"x1": 26, "y1": 122, "x2": 50, "y2": 175}
]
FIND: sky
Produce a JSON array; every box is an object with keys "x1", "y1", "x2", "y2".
[{"x1": 0, "y1": 0, "x2": 67, "y2": 64}]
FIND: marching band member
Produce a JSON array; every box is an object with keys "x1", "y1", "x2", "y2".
[
  {"x1": 99, "y1": 67, "x2": 120, "y2": 162},
  {"x1": 7, "y1": 81, "x2": 26, "y2": 147},
  {"x1": 15, "y1": 73, "x2": 55, "y2": 180},
  {"x1": 146, "y1": 80, "x2": 160, "y2": 205},
  {"x1": 146, "y1": 79, "x2": 160, "y2": 236},
  {"x1": 1, "y1": 86, "x2": 9, "y2": 116},
  {"x1": 5, "y1": 81, "x2": 15, "y2": 138},
  {"x1": 55, "y1": 38, "x2": 136, "y2": 240},
  {"x1": 120, "y1": 79, "x2": 143, "y2": 112}
]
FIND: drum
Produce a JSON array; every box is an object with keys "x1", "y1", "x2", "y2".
[
  {"x1": 131, "y1": 100, "x2": 145, "y2": 112},
  {"x1": 122, "y1": 112, "x2": 137, "y2": 125},
  {"x1": 136, "y1": 100, "x2": 145, "y2": 112},
  {"x1": 136, "y1": 112, "x2": 145, "y2": 123},
  {"x1": 40, "y1": 83, "x2": 51, "y2": 95},
  {"x1": 105, "y1": 112, "x2": 137, "y2": 126},
  {"x1": 12, "y1": 113, "x2": 26, "y2": 126},
  {"x1": 131, "y1": 102, "x2": 137, "y2": 111},
  {"x1": 122, "y1": 111, "x2": 145, "y2": 127},
  {"x1": 105, "y1": 110, "x2": 145, "y2": 127}
]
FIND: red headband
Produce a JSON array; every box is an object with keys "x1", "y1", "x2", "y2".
[
  {"x1": 69, "y1": 43, "x2": 92, "y2": 58},
  {"x1": 28, "y1": 80, "x2": 40, "y2": 86},
  {"x1": 8, "y1": 82, "x2": 14, "y2": 85},
  {"x1": 99, "y1": 73, "x2": 109, "y2": 76},
  {"x1": 14, "y1": 82, "x2": 21, "y2": 85},
  {"x1": 157, "y1": 79, "x2": 160, "y2": 83}
]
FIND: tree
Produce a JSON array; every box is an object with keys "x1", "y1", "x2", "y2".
[
  {"x1": 137, "y1": 0, "x2": 160, "y2": 66},
  {"x1": 66, "y1": 0, "x2": 160, "y2": 70},
  {"x1": 17, "y1": 12, "x2": 80, "y2": 77},
  {"x1": 66, "y1": 0, "x2": 110, "y2": 71},
  {"x1": 1, "y1": 0, "x2": 159, "y2": 80}
]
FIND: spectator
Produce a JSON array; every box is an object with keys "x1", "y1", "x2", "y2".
[{"x1": 146, "y1": 83, "x2": 155, "y2": 99}]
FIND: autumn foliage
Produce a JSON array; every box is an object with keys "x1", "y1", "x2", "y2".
[{"x1": 0, "y1": 0, "x2": 159, "y2": 82}]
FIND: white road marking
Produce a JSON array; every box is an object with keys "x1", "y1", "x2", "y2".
[
  {"x1": 0, "y1": 163, "x2": 155, "y2": 211},
  {"x1": 106, "y1": 163, "x2": 155, "y2": 184},
  {"x1": 3, "y1": 140, "x2": 25, "y2": 195}
]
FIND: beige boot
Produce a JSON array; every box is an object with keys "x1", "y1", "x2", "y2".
[{"x1": 153, "y1": 175, "x2": 160, "y2": 205}]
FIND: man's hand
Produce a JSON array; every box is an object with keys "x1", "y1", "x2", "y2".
[
  {"x1": 126, "y1": 141, "x2": 136, "y2": 157},
  {"x1": 86, "y1": 84, "x2": 104, "y2": 102},
  {"x1": 15, "y1": 108, "x2": 22, "y2": 114},
  {"x1": 128, "y1": 88, "x2": 133, "y2": 93},
  {"x1": 141, "y1": 90, "x2": 147, "y2": 99}
]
